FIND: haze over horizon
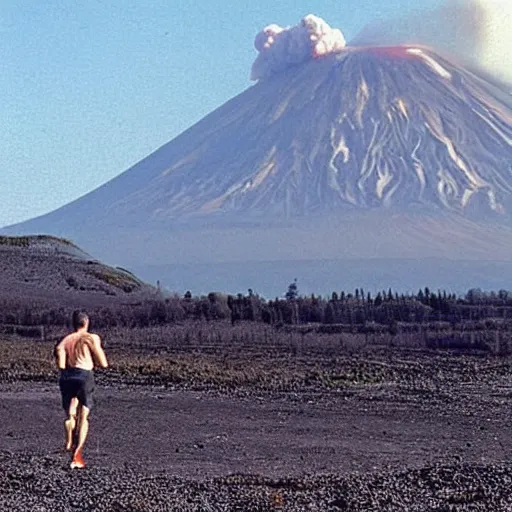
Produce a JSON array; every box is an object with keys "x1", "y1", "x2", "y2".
[{"x1": 3, "y1": 0, "x2": 509, "y2": 229}]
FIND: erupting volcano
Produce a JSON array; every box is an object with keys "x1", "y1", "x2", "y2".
[{"x1": 3, "y1": 15, "x2": 512, "y2": 278}]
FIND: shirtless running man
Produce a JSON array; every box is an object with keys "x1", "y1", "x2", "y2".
[{"x1": 55, "y1": 311, "x2": 108, "y2": 468}]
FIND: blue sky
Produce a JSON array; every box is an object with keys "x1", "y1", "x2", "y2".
[{"x1": 1, "y1": 0, "x2": 443, "y2": 227}]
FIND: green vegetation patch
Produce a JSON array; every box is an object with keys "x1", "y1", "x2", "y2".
[
  {"x1": 0, "y1": 235, "x2": 76, "y2": 248},
  {"x1": 0, "y1": 236, "x2": 31, "y2": 247},
  {"x1": 90, "y1": 267, "x2": 142, "y2": 293}
]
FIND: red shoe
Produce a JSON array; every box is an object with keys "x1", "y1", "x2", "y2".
[{"x1": 70, "y1": 450, "x2": 86, "y2": 469}]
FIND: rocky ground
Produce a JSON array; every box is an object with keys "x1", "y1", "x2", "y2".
[
  {"x1": 2, "y1": 450, "x2": 512, "y2": 511},
  {"x1": 2, "y1": 326, "x2": 512, "y2": 510}
]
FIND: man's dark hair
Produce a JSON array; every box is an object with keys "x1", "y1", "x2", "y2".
[{"x1": 72, "y1": 311, "x2": 89, "y2": 331}]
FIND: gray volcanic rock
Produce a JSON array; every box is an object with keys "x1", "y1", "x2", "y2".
[{"x1": 4, "y1": 46, "x2": 512, "y2": 268}]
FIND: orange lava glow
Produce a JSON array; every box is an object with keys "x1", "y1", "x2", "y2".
[{"x1": 364, "y1": 46, "x2": 419, "y2": 60}]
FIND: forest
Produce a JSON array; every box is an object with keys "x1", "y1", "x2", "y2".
[{"x1": 2, "y1": 282, "x2": 512, "y2": 355}]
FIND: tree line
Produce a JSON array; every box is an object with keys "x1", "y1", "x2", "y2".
[{"x1": 2, "y1": 284, "x2": 512, "y2": 330}]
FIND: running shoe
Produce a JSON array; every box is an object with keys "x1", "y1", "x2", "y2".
[{"x1": 70, "y1": 450, "x2": 86, "y2": 469}]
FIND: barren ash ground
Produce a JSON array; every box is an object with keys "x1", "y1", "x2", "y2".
[{"x1": 2, "y1": 324, "x2": 512, "y2": 511}]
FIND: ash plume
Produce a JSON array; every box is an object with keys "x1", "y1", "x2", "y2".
[
  {"x1": 251, "y1": 14, "x2": 346, "y2": 81},
  {"x1": 352, "y1": 0, "x2": 512, "y2": 85}
]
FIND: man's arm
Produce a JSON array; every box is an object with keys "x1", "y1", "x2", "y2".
[
  {"x1": 91, "y1": 334, "x2": 109, "y2": 368},
  {"x1": 55, "y1": 343, "x2": 66, "y2": 370}
]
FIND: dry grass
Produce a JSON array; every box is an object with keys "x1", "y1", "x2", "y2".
[
  {"x1": 0, "y1": 339, "x2": 56, "y2": 381},
  {"x1": 2, "y1": 323, "x2": 512, "y2": 391}
]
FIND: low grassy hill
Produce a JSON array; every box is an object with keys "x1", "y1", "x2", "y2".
[{"x1": 0, "y1": 235, "x2": 156, "y2": 307}]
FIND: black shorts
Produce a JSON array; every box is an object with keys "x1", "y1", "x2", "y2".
[{"x1": 59, "y1": 368, "x2": 95, "y2": 412}]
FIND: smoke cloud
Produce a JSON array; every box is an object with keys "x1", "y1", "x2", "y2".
[
  {"x1": 251, "y1": 15, "x2": 346, "y2": 81},
  {"x1": 351, "y1": 0, "x2": 512, "y2": 85}
]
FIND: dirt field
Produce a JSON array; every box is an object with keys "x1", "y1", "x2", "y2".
[{"x1": 2, "y1": 326, "x2": 512, "y2": 510}]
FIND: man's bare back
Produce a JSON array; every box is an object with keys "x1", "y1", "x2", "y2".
[{"x1": 56, "y1": 331, "x2": 107, "y2": 371}]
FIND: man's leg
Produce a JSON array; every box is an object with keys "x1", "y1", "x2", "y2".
[
  {"x1": 71, "y1": 405, "x2": 90, "y2": 468},
  {"x1": 64, "y1": 397, "x2": 79, "y2": 451}
]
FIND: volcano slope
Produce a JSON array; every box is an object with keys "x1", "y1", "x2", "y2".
[
  {"x1": 4, "y1": 45, "x2": 512, "y2": 270},
  {"x1": 2, "y1": 324, "x2": 512, "y2": 510}
]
